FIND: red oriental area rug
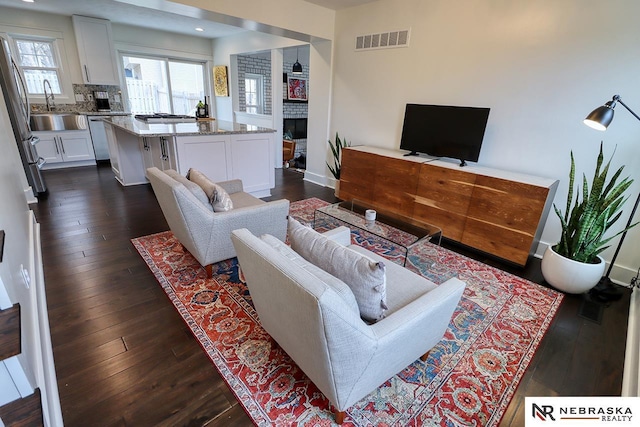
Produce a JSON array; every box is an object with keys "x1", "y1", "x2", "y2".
[{"x1": 132, "y1": 198, "x2": 564, "y2": 426}]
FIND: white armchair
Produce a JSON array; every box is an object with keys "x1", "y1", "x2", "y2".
[
  {"x1": 147, "y1": 167, "x2": 289, "y2": 277},
  {"x1": 231, "y1": 226, "x2": 466, "y2": 424}
]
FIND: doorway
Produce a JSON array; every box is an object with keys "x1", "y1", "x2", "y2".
[{"x1": 282, "y1": 45, "x2": 309, "y2": 171}]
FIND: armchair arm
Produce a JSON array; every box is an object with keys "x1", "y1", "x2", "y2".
[
  {"x1": 205, "y1": 199, "x2": 291, "y2": 260},
  {"x1": 216, "y1": 179, "x2": 244, "y2": 194},
  {"x1": 329, "y1": 277, "x2": 466, "y2": 410},
  {"x1": 370, "y1": 277, "x2": 466, "y2": 342}
]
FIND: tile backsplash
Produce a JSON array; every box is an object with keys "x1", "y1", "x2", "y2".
[{"x1": 31, "y1": 84, "x2": 126, "y2": 113}]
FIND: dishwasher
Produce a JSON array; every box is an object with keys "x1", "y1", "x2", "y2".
[{"x1": 88, "y1": 116, "x2": 111, "y2": 161}]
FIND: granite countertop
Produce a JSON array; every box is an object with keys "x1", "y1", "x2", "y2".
[
  {"x1": 30, "y1": 110, "x2": 131, "y2": 116},
  {"x1": 82, "y1": 111, "x2": 131, "y2": 116},
  {"x1": 103, "y1": 116, "x2": 276, "y2": 137}
]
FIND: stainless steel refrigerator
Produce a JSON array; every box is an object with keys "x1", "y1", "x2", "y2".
[{"x1": 0, "y1": 35, "x2": 46, "y2": 195}]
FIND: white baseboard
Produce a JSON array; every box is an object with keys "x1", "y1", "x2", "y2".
[
  {"x1": 303, "y1": 170, "x2": 326, "y2": 187},
  {"x1": 41, "y1": 160, "x2": 96, "y2": 170},
  {"x1": 24, "y1": 187, "x2": 37, "y2": 204},
  {"x1": 30, "y1": 214, "x2": 64, "y2": 426},
  {"x1": 623, "y1": 288, "x2": 639, "y2": 396}
]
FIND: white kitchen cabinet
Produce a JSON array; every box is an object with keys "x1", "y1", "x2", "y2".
[
  {"x1": 58, "y1": 131, "x2": 95, "y2": 162},
  {"x1": 35, "y1": 133, "x2": 63, "y2": 165},
  {"x1": 175, "y1": 133, "x2": 274, "y2": 197},
  {"x1": 229, "y1": 133, "x2": 275, "y2": 196},
  {"x1": 34, "y1": 130, "x2": 96, "y2": 169},
  {"x1": 103, "y1": 117, "x2": 276, "y2": 195},
  {"x1": 72, "y1": 15, "x2": 119, "y2": 85},
  {"x1": 175, "y1": 135, "x2": 230, "y2": 182}
]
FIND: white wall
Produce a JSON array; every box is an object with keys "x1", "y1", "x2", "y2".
[
  {"x1": 0, "y1": 81, "x2": 34, "y2": 407},
  {"x1": 331, "y1": 0, "x2": 640, "y2": 284},
  {"x1": 112, "y1": 23, "x2": 214, "y2": 59},
  {"x1": 306, "y1": 39, "x2": 334, "y2": 187},
  {"x1": 212, "y1": 31, "x2": 307, "y2": 121},
  {"x1": 0, "y1": 82, "x2": 62, "y2": 425},
  {"x1": 212, "y1": 32, "x2": 334, "y2": 184}
]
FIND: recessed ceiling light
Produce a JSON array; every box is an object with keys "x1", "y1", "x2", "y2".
[
  {"x1": 195, "y1": 27, "x2": 204, "y2": 32},
  {"x1": 22, "y1": 0, "x2": 35, "y2": 3}
]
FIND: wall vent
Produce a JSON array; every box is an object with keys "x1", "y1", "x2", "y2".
[{"x1": 355, "y1": 29, "x2": 410, "y2": 51}]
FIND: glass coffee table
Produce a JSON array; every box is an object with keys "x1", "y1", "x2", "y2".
[{"x1": 313, "y1": 200, "x2": 442, "y2": 266}]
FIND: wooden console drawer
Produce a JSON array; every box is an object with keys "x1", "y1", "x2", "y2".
[
  {"x1": 373, "y1": 156, "x2": 420, "y2": 217},
  {"x1": 462, "y1": 175, "x2": 553, "y2": 265},
  {"x1": 339, "y1": 149, "x2": 376, "y2": 203},
  {"x1": 414, "y1": 163, "x2": 476, "y2": 240}
]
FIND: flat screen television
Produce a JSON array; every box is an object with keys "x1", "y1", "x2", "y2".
[{"x1": 399, "y1": 103, "x2": 490, "y2": 166}]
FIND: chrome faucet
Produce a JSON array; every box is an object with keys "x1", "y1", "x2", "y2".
[{"x1": 43, "y1": 79, "x2": 56, "y2": 111}]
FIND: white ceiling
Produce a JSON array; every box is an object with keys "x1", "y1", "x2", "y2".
[
  {"x1": 303, "y1": 0, "x2": 378, "y2": 9},
  {"x1": 0, "y1": 0, "x2": 379, "y2": 39},
  {"x1": 0, "y1": 0, "x2": 245, "y2": 38}
]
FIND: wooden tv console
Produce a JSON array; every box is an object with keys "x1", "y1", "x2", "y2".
[{"x1": 338, "y1": 146, "x2": 559, "y2": 266}]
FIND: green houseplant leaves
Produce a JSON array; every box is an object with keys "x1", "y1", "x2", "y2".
[
  {"x1": 553, "y1": 142, "x2": 637, "y2": 263},
  {"x1": 327, "y1": 132, "x2": 351, "y2": 180}
]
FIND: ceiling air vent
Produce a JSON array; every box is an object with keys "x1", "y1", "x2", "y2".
[{"x1": 355, "y1": 29, "x2": 410, "y2": 51}]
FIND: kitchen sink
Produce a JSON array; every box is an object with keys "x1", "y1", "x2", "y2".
[{"x1": 30, "y1": 113, "x2": 88, "y2": 131}]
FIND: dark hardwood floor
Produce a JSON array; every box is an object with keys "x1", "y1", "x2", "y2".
[{"x1": 8, "y1": 164, "x2": 629, "y2": 426}]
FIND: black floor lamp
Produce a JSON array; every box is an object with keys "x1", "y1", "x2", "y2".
[{"x1": 583, "y1": 94, "x2": 640, "y2": 299}]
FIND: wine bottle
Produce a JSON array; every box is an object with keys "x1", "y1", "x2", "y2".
[
  {"x1": 204, "y1": 96, "x2": 209, "y2": 118},
  {"x1": 196, "y1": 100, "x2": 205, "y2": 118}
]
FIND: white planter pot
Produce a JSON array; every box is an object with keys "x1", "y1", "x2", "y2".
[{"x1": 541, "y1": 246, "x2": 605, "y2": 294}]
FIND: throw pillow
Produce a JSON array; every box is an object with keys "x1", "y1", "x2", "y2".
[
  {"x1": 164, "y1": 169, "x2": 212, "y2": 211},
  {"x1": 288, "y1": 217, "x2": 387, "y2": 322},
  {"x1": 260, "y1": 234, "x2": 360, "y2": 315},
  {"x1": 187, "y1": 168, "x2": 233, "y2": 212}
]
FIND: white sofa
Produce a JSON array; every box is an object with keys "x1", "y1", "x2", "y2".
[
  {"x1": 231, "y1": 225, "x2": 466, "y2": 424},
  {"x1": 147, "y1": 167, "x2": 289, "y2": 277}
]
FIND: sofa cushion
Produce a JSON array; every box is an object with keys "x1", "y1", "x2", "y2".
[
  {"x1": 164, "y1": 169, "x2": 213, "y2": 211},
  {"x1": 288, "y1": 217, "x2": 387, "y2": 322},
  {"x1": 260, "y1": 234, "x2": 360, "y2": 315},
  {"x1": 187, "y1": 168, "x2": 233, "y2": 212}
]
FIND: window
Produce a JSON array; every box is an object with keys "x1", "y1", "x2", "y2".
[
  {"x1": 245, "y1": 73, "x2": 264, "y2": 114},
  {"x1": 14, "y1": 37, "x2": 62, "y2": 95},
  {"x1": 122, "y1": 55, "x2": 206, "y2": 115},
  {"x1": 169, "y1": 61, "x2": 205, "y2": 115}
]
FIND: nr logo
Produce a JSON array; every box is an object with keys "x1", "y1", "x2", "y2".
[{"x1": 532, "y1": 403, "x2": 556, "y2": 421}]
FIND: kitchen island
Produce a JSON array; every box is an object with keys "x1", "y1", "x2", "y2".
[{"x1": 103, "y1": 116, "x2": 276, "y2": 197}]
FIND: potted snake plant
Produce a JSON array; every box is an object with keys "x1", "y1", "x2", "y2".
[
  {"x1": 327, "y1": 132, "x2": 350, "y2": 196},
  {"x1": 541, "y1": 142, "x2": 636, "y2": 293}
]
